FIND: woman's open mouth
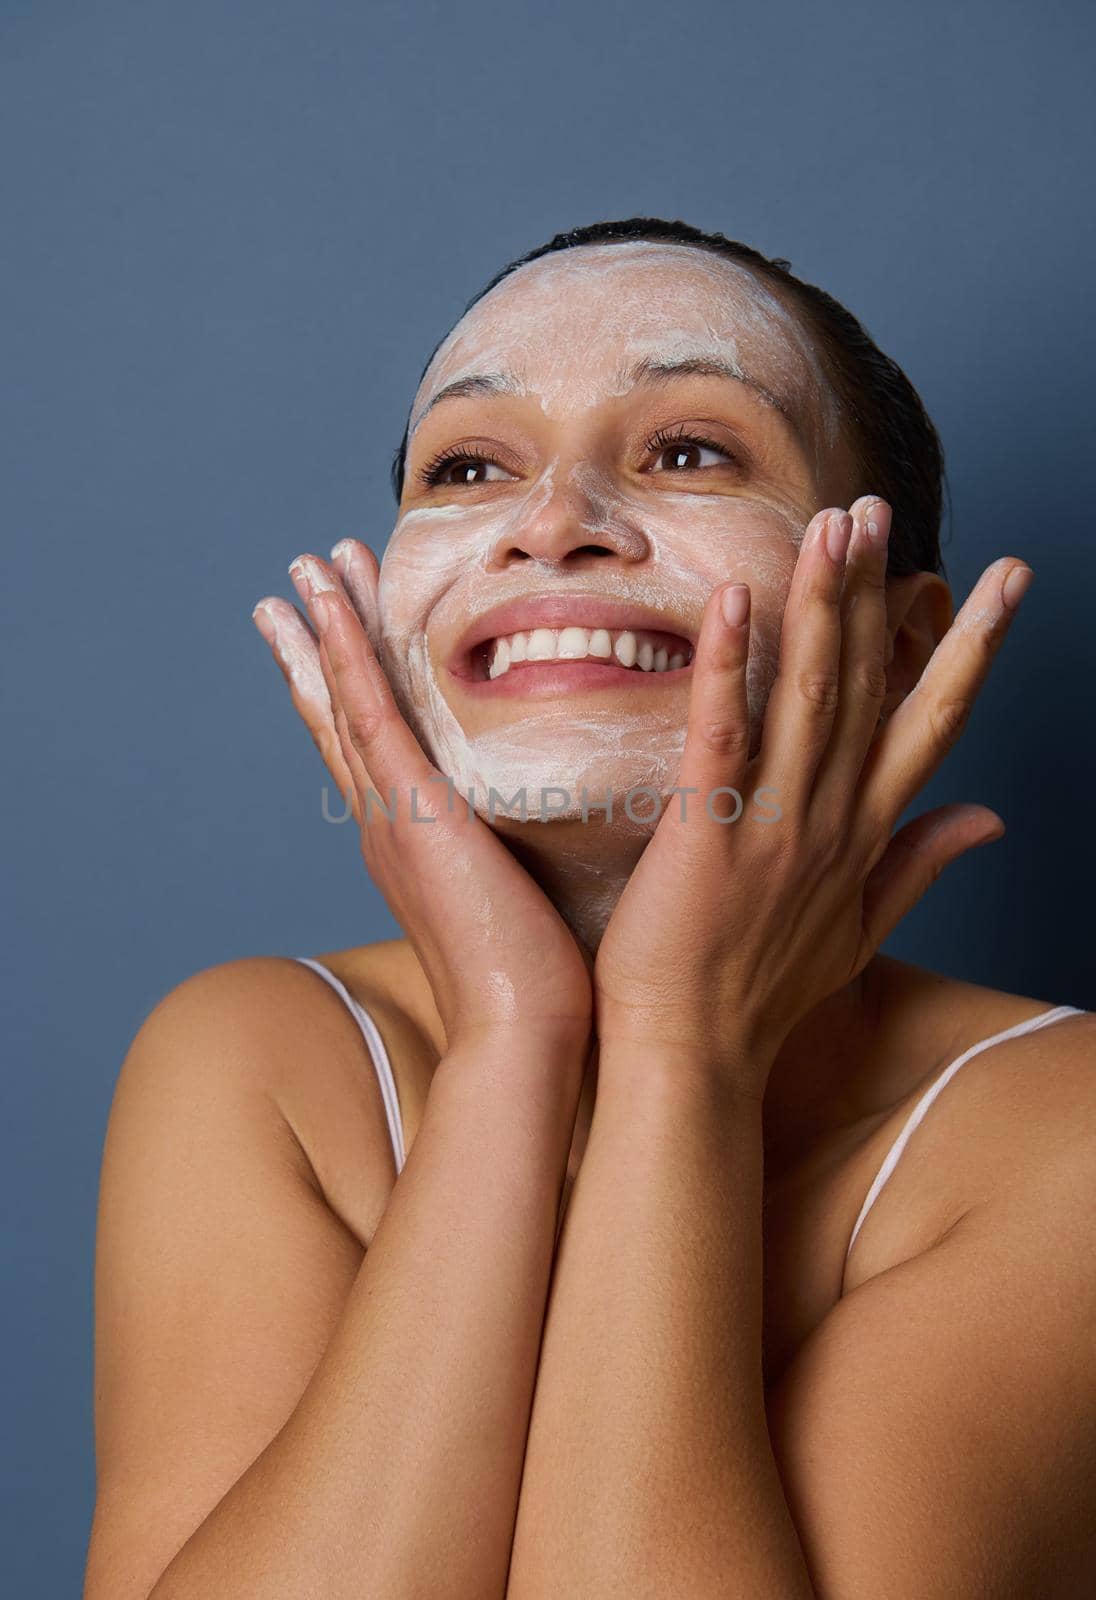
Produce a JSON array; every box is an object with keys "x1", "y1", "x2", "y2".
[
  {"x1": 467, "y1": 626, "x2": 693, "y2": 695},
  {"x1": 445, "y1": 598, "x2": 697, "y2": 698}
]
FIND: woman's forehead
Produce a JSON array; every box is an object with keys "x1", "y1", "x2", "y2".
[{"x1": 409, "y1": 242, "x2": 836, "y2": 447}]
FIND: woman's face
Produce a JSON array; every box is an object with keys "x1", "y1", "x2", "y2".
[{"x1": 377, "y1": 242, "x2": 854, "y2": 823}]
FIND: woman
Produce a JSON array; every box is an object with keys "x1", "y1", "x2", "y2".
[{"x1": 85, "y1": 218, "x2": 1096, "y2": 1598}]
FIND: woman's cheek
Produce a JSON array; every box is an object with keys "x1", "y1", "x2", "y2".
[
  {"x1": 377, "y1": 516, "x2": 484, "y2": 657},
  {"x1": 375, "y1": 512, "x2": 515, "y2": 772},
  {"x1": 638, "y1": 493, "x2": 802, "y2": 654}
]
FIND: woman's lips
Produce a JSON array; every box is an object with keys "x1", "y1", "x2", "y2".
[{"x1": 446, "y1": 594, "x2": 699, "y2": 685}]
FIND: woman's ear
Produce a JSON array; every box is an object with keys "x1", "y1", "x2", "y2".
[{"x1": 881, "y1": 571, "x2": 953, "y2": 718}]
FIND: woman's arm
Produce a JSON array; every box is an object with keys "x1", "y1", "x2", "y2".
[
  {"x1": 504, "y1": 496, "x2": 1089, "y2": 1596},
  {"x1": 507, "y1": 1046, "x2": 814, "y2": 1596},
  {"x1": 145, "y1": 1023, "x2": 583, "y2": 1600},
  {"x1": 86, "y1": 962, "x2": 585, "y2": 1600},
  {"x1": 86, "y1": 538, "x2": 597, "y2": 1599},
  {"x1": 506, "y1": 1029, "x2": 1096, "y2": 1599}
]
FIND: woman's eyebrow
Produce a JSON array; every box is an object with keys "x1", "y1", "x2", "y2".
[
  {"x1": 624, "y1": 354, "x2": 792, "y2": 423},
  {"x1": 621, "y1": 353, "x2": 813, "y2": 457},
  {"x1": 409, "y1": 354, "x2": 806, "y2": 447},
  {"x1": 409, "y1": 372, "x2": 523, "y2": 438}
]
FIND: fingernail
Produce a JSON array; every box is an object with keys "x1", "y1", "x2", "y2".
[
  {"x1": 252, "y1": 600, "x2": 277, "y2": 645},
  {"x1": 865, "y1": 501, "x2": 892, "y2": 547},
  {"x1": 330, "y1": 538, "x2": 355, "y2": 566},
  {"x1": 721, "y1": 583, "x2": 750, "y2": 627},
  {"x1": 288, "y1": 553, "x2": 337, "y2": 600},
  {"x1": 1001, "y1": 565, "x2": 1033, "y2": 610},
  {"x1": 826, "y1": 511, "x2": 853, "y2": 562},
  {"x1": 974, "y1": 822, "x2": 1006, "y2": 849}
]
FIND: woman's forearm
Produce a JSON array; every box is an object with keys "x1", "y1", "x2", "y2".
[
  {"x1": 506, "y1": 1046, "x2": 815, "y2": 1599},
  {"x1": 149, "y1": 1030, "x2": 585, "y2": 1600}
]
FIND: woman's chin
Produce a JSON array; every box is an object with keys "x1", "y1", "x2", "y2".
[
  {"x1": 459, "y1": 760, "x2": 681, "y2": 830},
  {"x1": 487, "y1": 801, "x2": 662, "y2": 860}
]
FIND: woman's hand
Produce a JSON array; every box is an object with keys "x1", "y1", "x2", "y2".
[
  {"x1": 252, "y1": 540, "x2": 593, "y2": 1054},
  {"x1": 593, "y1": 496, "x2": 1032, "y2": 1098}
]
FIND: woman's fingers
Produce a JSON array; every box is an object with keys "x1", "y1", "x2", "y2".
[
  {"x1": 302, "y1": 550, "x2": 378, "y2": 815},
  {"x1": 330, "y1": 537, "x2": 381, "y2": 646},
  {"x1": 755, "y1": 507, "x2": 854, "y2": 814},
  {"x1": 857, "y1": 557, "x2": 1033, "y2": 840},
  {"x1": 289, "y1": 553, "x2": 436, "y2": 805},
  {"x1": 251, "y1": 595, "x2": 359, "y2": 808},
  {"x1": 811, "y1": 497, "x2": 892, "y2": 804},
  {"x1": 860, "y1": 802, "x2": 1006, "y2": 952},
  {"x1": 287, "y1": 555, "x2": 374, "y2": 807},
  {"x1": 674, "y1": 579, "x2": 753, "y2": 821}
]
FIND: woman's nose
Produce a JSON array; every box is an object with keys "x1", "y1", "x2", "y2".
[{"x1": 484, "y1": 473, "x2": 649, "y2": 570}]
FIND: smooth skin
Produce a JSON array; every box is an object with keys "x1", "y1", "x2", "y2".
[
  {"x1": 84, "y1": 496, "x2": 1096, "y2": 1596},
  {"x1": 503, "y1": 502, "x2": 1091, "y2": 1595},
  {"x1": 592, "y1": 498, "x2": 1013, "y2": 1076}
]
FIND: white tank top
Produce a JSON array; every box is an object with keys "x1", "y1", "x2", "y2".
[{"x1": 291, "y1": 956, "x2": 1085, "y2": 1241}]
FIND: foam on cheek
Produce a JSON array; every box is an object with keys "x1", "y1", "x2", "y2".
[
  {"x1": 565, "y1": 458, "x2": 798, "y2": 720},
  {"x1": 377, "y1": 462, "x2": 647, "y2": 819},
  {"x1": 377, "y1": 463, "x2": 564, "y2": 813}
]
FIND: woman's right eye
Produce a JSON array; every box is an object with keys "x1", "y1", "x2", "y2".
[{"x1": 422, "y1": 454, "x2": 513, "y2": 487}]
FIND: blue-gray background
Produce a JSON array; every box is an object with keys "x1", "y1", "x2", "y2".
[{"x1": 3, "y1": 1, "x2": 1094, "y2": 1589}]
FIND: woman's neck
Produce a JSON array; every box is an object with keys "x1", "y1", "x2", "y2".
[
  {"x1": 494, "y1": 813, "x2": 651, "y2": 957},
  {"x1": 493, "y1": 817, "x2": 910, "y2": 1171}
]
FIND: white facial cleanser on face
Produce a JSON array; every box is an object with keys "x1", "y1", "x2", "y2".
[{"x1": 378, "y1": 243, "x2": 830, "y2": 823}]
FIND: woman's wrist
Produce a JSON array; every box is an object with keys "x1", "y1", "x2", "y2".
[
  {"x1": 446, "y1": 1017, "x2": 592, "y2": 1061},
  {"x1": 435, "y1": 1023, "x2": 591, "y2": 1112},
  {"x1": 595, "y1": 1029, "x2": 774, "y2": 1107}
]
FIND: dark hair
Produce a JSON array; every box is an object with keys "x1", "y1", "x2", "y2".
[{"x1": 390, "y1": 216, "x2": 948, "y2": 579}]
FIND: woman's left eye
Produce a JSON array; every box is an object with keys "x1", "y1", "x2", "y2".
[{"x1": 648, "y1": 432, "x2": 737, "y2": 473}]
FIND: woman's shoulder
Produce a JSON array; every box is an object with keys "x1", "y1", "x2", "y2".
[
  {"x1": 292, "y1": 939, "x2": 442, "y2": 1042},
  {"x1": 841, "y1": 959, "x2": 1096, "y2": 1286},
  {"x1": 146, "y1": 940, "x2": 440, "y2": 1065},
  {"x1": 131, "y1": 942, "x2": 439, "y2": 1246},
  {"x1": 879, "y1": 956, "x2": 1095, "y2": 1100},
  {"x1": 929, "y1": 971, "x2": 1096, "y2": 1156},
  {"x1": 872, "y1": 959, "x2": 1096, "y2": 1164}
]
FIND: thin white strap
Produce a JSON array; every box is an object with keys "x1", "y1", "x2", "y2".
[
  {"x1": 292, "y1": 956, "x2": 406, "y2": 1173},
  {"x1": 846, "y1": 1004, "x2": 1086, "y2": 1263}
]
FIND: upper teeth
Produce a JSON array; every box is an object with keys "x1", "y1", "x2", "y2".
[{"x1": 486, "y1": 626, "x2": 690, "y2": 680}]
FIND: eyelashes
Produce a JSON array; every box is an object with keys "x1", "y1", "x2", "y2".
[
  {"x1": 416, "y1": 440, "x2": 509, "y2": 488},
  {"x1": 415, "y1": 424, "x2": 744, "y2": 489},
  {"x1": 646, "y1": 425, "x2": 740, "y2": 474}
]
